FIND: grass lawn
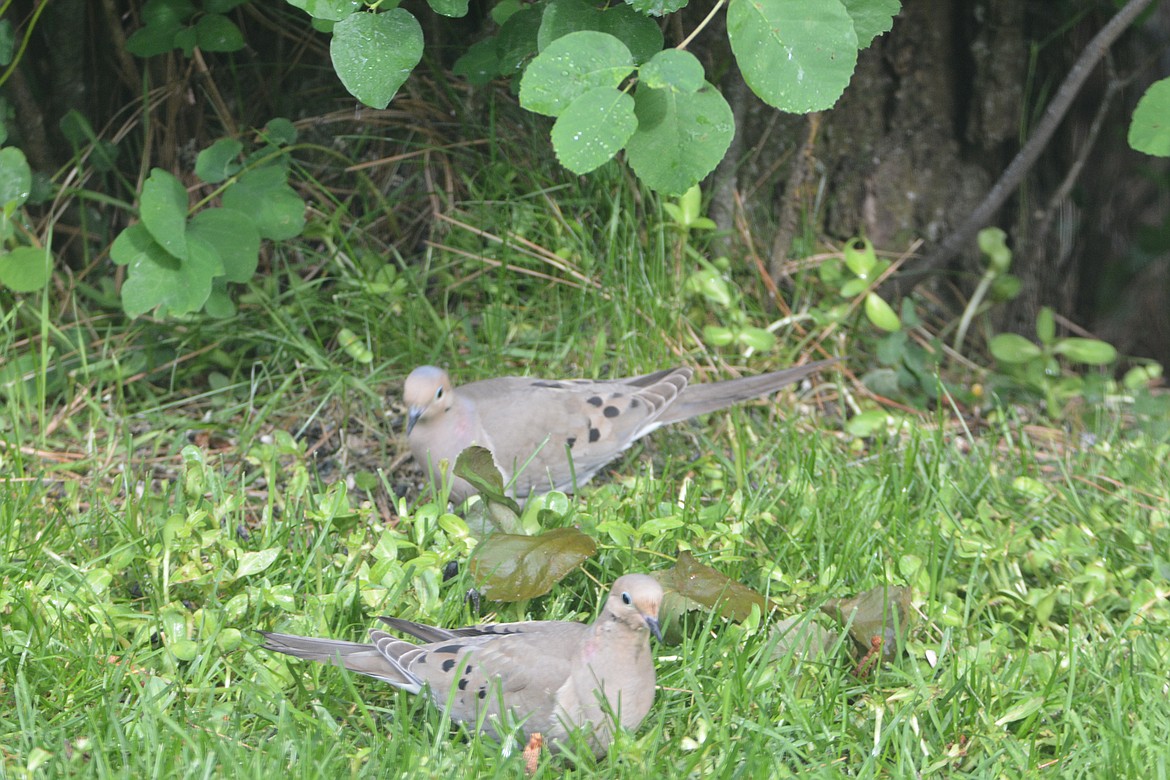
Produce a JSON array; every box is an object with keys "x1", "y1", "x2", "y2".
[{"x1": 3, "y1": 158, "x2": 1169, "y2": 778}]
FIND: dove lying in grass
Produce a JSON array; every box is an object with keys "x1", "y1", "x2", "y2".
[
  {"x1": 260, "y1": 574, "x2": 663, "y2": 758},
  {"x1": 405, "y1": 359, "x2": 836, "y2": 502}
]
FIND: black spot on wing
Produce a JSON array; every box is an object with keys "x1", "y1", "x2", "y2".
[
  {"x1": 566, "y1": 436, "x2": 577, "y2": 449},
  {"x1": 531, "y1": 381, "x2": 565, "y2": 388},
  {"x1": 587, "y1": 396, "x2": 603, "y2": 407},
  {"x1": 589, "y1": 427, "x2": 600, "y2": 443},
  {"x1": 603, "y1": 405, "x2": 619, "y2": 418},
  {"x1": 458, "y1": 677, "x2": 468, "y2": 690},
  {"x1": 630, "y1": 398, "x2": 640, "y2": 408},
  {"x1": 477, "y1": 686, "x2": 487, "y2": 700},
  {"x1": 435, "y1": 644, "x2": 464, "y2": 654},
  {"x1": 441, "y1": 659, "x2": 456, "y2": 672}
]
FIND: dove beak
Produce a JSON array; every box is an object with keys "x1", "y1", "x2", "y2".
[
  {"x1": 645, "y1": 616, "x2": 662, "y2": 642},
  {"x1": 407, "y1": 407, "x2": 422, "y2": 435}
]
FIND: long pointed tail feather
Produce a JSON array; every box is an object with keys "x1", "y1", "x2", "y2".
[{"x1": 655, "y1": 358, "x2": 838, "y2": 424}]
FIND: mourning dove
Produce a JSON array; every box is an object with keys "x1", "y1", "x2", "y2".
[
  {"x1": 259, "y1": 574, "x2": 663, "y2": 758},
  {"x1": 405, "y1": 359, "x2": 836, "y2": 502}
]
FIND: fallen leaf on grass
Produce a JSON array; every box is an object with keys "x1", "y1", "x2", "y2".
[
  {"x1": 821, "y1": 584, "x2": 912, "y2": 663},
  {"x1": 656, "y1": 551, "x2": 770, "y2": 623},
  {"x1": 469, "y1": 528, "x2": 597, "y2": 601}
]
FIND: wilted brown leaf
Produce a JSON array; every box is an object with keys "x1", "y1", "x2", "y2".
[
  {"x1": 468, "y1": 527, "x2": 598, "y2": 601},
  {"x1": 821, "y1": 584, "x2": 912, "y2": 663},
  {"x1": 655, "y1": 551, "x2": 770, "y2": 622}
]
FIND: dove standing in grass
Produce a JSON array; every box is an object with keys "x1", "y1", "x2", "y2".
[
  {"x1": 405, "y1": 359, "x2": 836, "y2": 502},
  {"x1": 260, "y1": 574, "x2": 663, "y2": 758}
]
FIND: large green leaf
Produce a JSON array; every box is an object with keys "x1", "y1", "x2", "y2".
[
  {"x1": 453, "y1": 38, "x2": 500, "y2": 85},
  {"x1": 286, "y1": 0, "x2": 361, "y2": 22},
  {"x1": 0, "y1": 146, "x2": 31, "y2": 209},
  {"x1": 140, "y1": 168, "x2": 190, "y2": 261},
  {"x1": 232, "y1": 548, "x2": 281, "y2": 580},
  {"x1": 0, "y1": 20, "x2": 12, "y2": 68},
  {"x1": 625, "y1": 0, "x2": 688, "y2": 17},
  {"x1": 841, "y1": 0, "x2": 900, "y2": 48},
  {"x1": 221, "y1": 166, "x2": 305, "y2": 241},
  {"x1": 495, "y1": 5, "x2": 543, "y2": 75},
  {"x1": 727, "y1": 0, "x2": 858, "y2": 113},
  {"x1": 454, "y1": 446, "x2": 523, "y2": 535},
  {"x1": 426, "y1": 0, "x2": 469, "y2": 18},
  {"x1": 864, "y1": 292, "x2": 901, "y2": 332},
  {"x1": 143, "y1": 0, "x2": 195, "y2": 27},
  {"x1": 1129, "y1": 77, "x2": 1170, "y2": 157},
  {"x1": 639, "y1": 49, "x2": 704, "y2": 93},
  {"x1": 551, "y1": 87, "x2": 636, "y2": 174},
  {"x1": 537, "y1": 0, "x2": 664, "y2": 63},
  {"x1": 519, "y1": 31, "x2": 634, "y2": 117},
  {"x1": 468, "y1": 528, "x2": 597, "y2": 601},
  {"x1": 188, "y1": 208, "x2": 260, "y2": 283},
  {"x1": 194, "y1": 14, "x2": 245, "y2": 52},
  {"x1": 114, "y1": 227, "x2": 223, "y2": 317},
  {"x1": 0, "y1": 246, "x2": 52, "y2": 292},
  {"x1": 625, "y1": 82, "x2": 733, "y2": 195},
  {"x1": 330, "y1": 10, "x2": 423, "y2": 109},
  {"x1": 194, "y1": 138, "x2": 243, "y2": 183},
  {"x1": 125, "y1": 0, "x2": 193, "y2": 56}
]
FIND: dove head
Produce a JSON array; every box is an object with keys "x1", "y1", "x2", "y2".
[
  {"x1": 404, "y1": 366, "x2": 455, "y2": 435},
  {"x1": 604, "y1": 574, "x2": 664, "y2": 642}
]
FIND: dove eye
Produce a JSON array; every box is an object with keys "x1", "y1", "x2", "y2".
[
  {"x1": 434, "y1": 387, "x2": 444, "y2": 400},
  {"x1": 621, "y1": 592, "x2": 632, "y2": 605}
]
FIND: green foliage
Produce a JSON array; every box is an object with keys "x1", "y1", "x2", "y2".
[
  {"x1": 109, "y1": 124, "x2": 305, "y2": 318},
  {"x1": 0, "y1": 145, "x2": 50, "y2": 292},
  {"x1": 284, "y1": 0, "x2": 901, "y2": 193},
  {"x1": 665, "y1": 188, "x2": 777, "y2": 353},
  {"x1": 819, "y1": 236, "x2": 903, "y2": 335},
  {"x1": 727, "y1": 0, "x2": 858, "y2": 113},
  {"x1": 329, "y1": 10, "x2": 424, "y2": 109},
  {"x1": 953, "y1": 227, "x2": 1020, "y2": 355},
  {"x1": 126, "y1": 0, "x2": 248, "y2": 57},
  {"x1": 842, "y1": 237, "x2": 900, "y2": 332},
  {"x1": 988, "y1": 305, "x2": 1125, "y2": 413},
  {"x1": 1128, "y1": 76, "x2": 1170, "y2": 157}
]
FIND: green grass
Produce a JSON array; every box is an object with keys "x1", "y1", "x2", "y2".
[{"x1": 4, "y1": 103, "x2": 1170, "y2": 778}]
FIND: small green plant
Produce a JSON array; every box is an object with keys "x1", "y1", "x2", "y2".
[
  {"x1": 109, "y1": 118, "x2": 306, "y2": 318},
  {"x1": 953, "y1": 227, "x2": 1022, "y2": 355},
  {"x1": 989, "y1": 305, "x2": 1119, "y2": 413},
  {"x1": 833, "y1": 236, "x2": 901, "y2": 332},
  {"x1": 666, "y1": 188, "x2": 776, "y2": 354}
]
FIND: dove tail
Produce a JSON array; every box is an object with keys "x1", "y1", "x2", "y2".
[
  {"x1": 655, "y1": 358, "x2": 838, "y2": 424},
  {"x1": 260, "y1": 631, "x2": 372, "y2": 661},
  {"x1": 259, "y1": 630, "x2": 420, "y2": 690}
]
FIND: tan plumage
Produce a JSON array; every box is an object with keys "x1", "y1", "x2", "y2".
[
  {"x1": 259, "y1": 574, "x2": 663, "y2": 758},
  {"x1": 405, "y1": 359, "x2": 836, "y2": 502}
]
